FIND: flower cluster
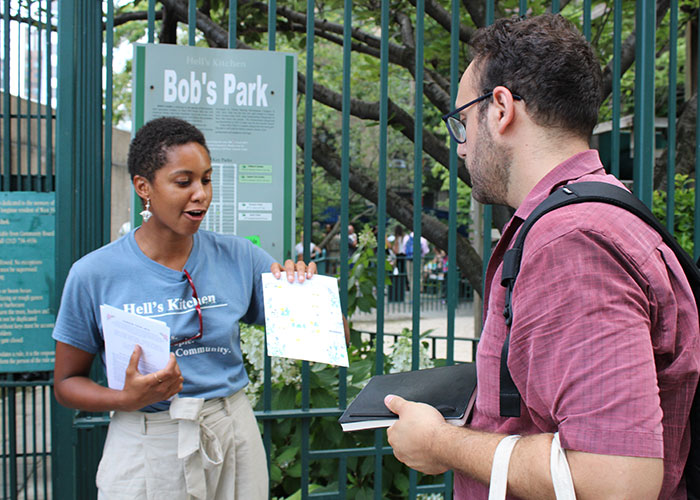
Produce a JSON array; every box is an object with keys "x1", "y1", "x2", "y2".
[
  {"x1": 240, "y1": 323, "x2": 301, "y2": 406},
  {"x1": 388, "y1": 328, "x2": 435, "y2": 373}
]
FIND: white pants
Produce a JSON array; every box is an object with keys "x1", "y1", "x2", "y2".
[{"x1": 96, "y1": 390, "x2": 268, "y2": 500}]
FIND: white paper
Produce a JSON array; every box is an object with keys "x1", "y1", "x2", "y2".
[
  {"x1": 100, "y1": 304, "x2": 171, "y2": 390},
  {"x1": 261, "y1": 273, "x2": 348, "y2": 367}
]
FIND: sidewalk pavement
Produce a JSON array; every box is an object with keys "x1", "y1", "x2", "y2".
[{"x1": 350, "y1": 302, "x2": 478, "y2": 362}]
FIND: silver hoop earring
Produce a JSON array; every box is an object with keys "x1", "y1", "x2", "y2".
[{"x1": 140, "y1": 198, "x2": 153, "y2": 223}]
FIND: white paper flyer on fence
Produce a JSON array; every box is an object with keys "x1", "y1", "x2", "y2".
[
  {"x1": 261, "y1": 273, "x2": 348, "y2": 367},
  {"x1": 100, "y1": 304, "x2": 171, "y2": 390}
]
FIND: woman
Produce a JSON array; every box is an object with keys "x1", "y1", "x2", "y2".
[{"x1": 52, "y1": 117, "x2": 314, "y2": 499}]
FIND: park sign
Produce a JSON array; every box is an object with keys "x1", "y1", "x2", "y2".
[
  {"x1": 0, "y1": 192, "x2": 56, "y2": 372},
  {"x1": 132, "y1": 44, "x2": 297, "y2": 263}
]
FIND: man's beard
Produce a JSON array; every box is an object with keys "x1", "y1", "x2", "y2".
[{"x1": 466, "y1": 121, "x2": 513, "y2": 207}]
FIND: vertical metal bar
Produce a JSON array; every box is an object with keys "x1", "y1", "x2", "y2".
[
  {"x1": 411, "y1": 0, "x2": 424, "y2": 372},
  {"x1": 42, "y1": 386, "x2": 48, "y2": 498},
  {"x1": 302, "y1": 5, "x2": 314, "y2": 264},
  {"x1": 583, "y1": 0, "x2": 592, "y2": 41},
  {"x1": 446, "y1": 0, "x2": 460, "y2": 369},
  {"x1": 262, "y1": 342, "x2": 272, "y2": 491},
  {"x1": 54, "y1": 1, "x2": 81, "y2": 494},
  {"x1": 300, "y1": 5, "x2": 315, "y2": 494},
  {"x1": 2, "y1": 386, "x2": 7, "y2": 500},
  {"x1": 228, "y1": 0, "x2": 237, "y2": 48},
  {"x1": 26, "y1": 2, "x2": 33, "y2": 191},
  {"x1": 519, "y1": 0, "x2": 527, "y2": 16},
  {"x1": 37, "y1": 0, "x2": 45, "y2": 191},
  {"x1": 337, "y1": 2, "x2": 353, "y2": 497},
  {"x1": 376, "y1": 0, "x2": 388, "y2": 379},
  {"x1": 339, "y1": 0, "x2": 351, "y2": 354},
  {"x1": 445, "y1": 39, "x2": 458, "y2": 484},
  {"x1": 189, "y1": 0, "x2": 196, "y2": 46},
  {"x1": 15, "y1": 2, "x2": 22, "y2": 190},
  {"x1": 301, "y1": 362, "x2": 310, "y2": 500},
  {"x1": 105, "y1": 0, "x2": 114, "y2": 244},
  {"x1": 695, "y1": 13, "x2": 700, "y2": 262},
  {"x1": 611, "y1": 0, "x2": 622, "y2": 178},
  {"x1": 410, "y1": 3, "x2": 425, "y2": 495},
  {"x1": 148, "y1": 0, "x2": 155, "y2": 43},
  {"x1": 633, "y1": 0, "x2": 655, "y2": 208},
  {"x1": 45, "y1": 0, "x2": 54, "y2": 192},
  {"x1": 550, "y1": 0, "x2": 560, "y2": 14},
  {"x1": 2, "y1": 0, "x2": 10, "y2": 191},
  {"x1": 9, "y1": 387, "x2": 17, "y2": 500},
  {"x1": 32, "y1": 388, "x2": 37, "y2": 500},
  {"x1": 21, "y1": 390, "x2": 27, "y2": 500},
  {"x1": 665, "y1": 0, "x2": 677, "y2": 234},
  {"x1": 268, "y1": 0, "x2": 277, "y2": 51},
  {"x1": 373, "y1": 1, "x2": 390, "y2": 497}
]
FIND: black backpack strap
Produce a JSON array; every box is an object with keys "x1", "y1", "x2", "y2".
[{"x1": 498, "y1": 181, "x2": 700, "y2": 418}]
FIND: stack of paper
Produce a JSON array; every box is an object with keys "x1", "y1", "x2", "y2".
[{"x1": 100, "y1": 304, "x2": 171, "y2": 390}]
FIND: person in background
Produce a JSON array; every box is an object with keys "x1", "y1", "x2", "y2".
[
  {"x1": 347, "y1": 224, "x2": 358, "y2": 256},
  {"x1": 403, "y1": 230, "x2": 430, "y2": 293},
  {"x1": 384, "y1": 14, "x2": 699, "y2": 499},
  {"x1": 52, "y1": 117, "x2": 327, "y2": 500},
  {"x1": 295, "y1": 231, "x2": 320, "y2": 261}
]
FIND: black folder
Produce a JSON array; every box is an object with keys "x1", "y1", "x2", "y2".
[{"x1": 338, "y1": 363, "x2": 477, "y2": 431}]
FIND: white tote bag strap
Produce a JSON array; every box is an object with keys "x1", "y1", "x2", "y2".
[
  {"x1": 550, "y1": 432, "x2": 576, "y2": 499},
  {"x1": 488, "y1": 432, "x2": 575, "y2": 500},
  {"x1": 488, "y1": 435, "x2": 521, "y2": 500}
]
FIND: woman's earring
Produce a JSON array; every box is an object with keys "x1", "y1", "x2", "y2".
[{"x1": 140, "y1": 198, "x2": 153, "y2": 223}]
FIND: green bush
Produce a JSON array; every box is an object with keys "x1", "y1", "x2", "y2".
[{"x1": 652, "y1": 174, "x2": 696, "y2": 256}]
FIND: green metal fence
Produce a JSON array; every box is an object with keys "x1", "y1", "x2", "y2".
[{"x1": 0, "y1": 0, "x2": 698, "y2": 498}]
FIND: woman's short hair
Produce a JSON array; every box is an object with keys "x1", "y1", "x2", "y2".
[{"x1": 127, "y1": 117, "x2": 210, "y2": 181}]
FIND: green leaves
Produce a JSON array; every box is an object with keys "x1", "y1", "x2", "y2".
[{"x1": 653, "y1": 174, "x2": 695, "y2": 256}]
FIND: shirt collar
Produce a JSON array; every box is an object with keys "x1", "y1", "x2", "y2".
[{"x1": 513, "y1": 149, "x2": 606, "y2": 221}]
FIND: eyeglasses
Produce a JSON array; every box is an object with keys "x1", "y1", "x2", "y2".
[
  {"x1": 442, "y1": 91, "x2": 523, "y2": 144},
  {"x1": 170, "y1": 269, "x2": 203, "y2": 346}
]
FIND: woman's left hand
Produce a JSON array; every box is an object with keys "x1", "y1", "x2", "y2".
[{"x1": 271, "y1": 259, "x2": 317, "y2": 283}]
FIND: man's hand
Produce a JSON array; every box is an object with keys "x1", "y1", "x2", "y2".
[
  {"x1": 271, "y1": 259, "x2": 317, "y2": 283},
  {"x1": 384, "y1": 394, "x2": 450, "y2": 475}
]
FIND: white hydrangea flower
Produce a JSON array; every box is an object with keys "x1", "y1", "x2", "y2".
[{"x1": 388, "y1": 329, "x2": 434, "y2": 373}]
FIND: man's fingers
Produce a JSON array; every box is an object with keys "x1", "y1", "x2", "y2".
[{"x1": 384, "y1": 394, "x2": 406, "y2": 414}]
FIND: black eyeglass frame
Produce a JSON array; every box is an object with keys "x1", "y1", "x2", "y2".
[
  {"x1": 442, "y1": 91, "x2": 523, "y2": 144},
  {"x1": 170, "y1": 269, "x2": 203, "y2": 346}
]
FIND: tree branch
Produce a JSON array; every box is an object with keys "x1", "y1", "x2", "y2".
[
  {"x1": 298, "y1": 122, "x2": 483, "y2": 293},
  {"x1": 601, "y1": 0, "x2": 670, "y2": 100}
]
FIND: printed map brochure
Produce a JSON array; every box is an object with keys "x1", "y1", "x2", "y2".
[{"x1": 261, "y1": 273, "x2": 348, "y2": 367}]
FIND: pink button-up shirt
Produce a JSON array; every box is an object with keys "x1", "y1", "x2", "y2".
[{"x1": 455, "y1": 150, "x2": 700, "y2": 499}]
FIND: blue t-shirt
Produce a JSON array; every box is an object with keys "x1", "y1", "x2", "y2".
[{"x1": 52, "y1": 228, "x2": 276, "y2": 411}]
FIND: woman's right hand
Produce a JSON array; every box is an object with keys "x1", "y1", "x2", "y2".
[{"x1": 119, "y1": 345, "x2": 183, "y2": 411}]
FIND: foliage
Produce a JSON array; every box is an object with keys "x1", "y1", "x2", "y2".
[
  {"x1": 653, "y1": 173, "x2": 696, "y2": 256},
  {"x1": 240, "y1": 232, "x2": 438, "y2": 499},
  {"x1": 346, "y1": 225, "x2": 394, "y2": 317}
]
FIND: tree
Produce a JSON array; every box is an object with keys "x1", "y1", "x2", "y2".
[{"x1": 113, "y1": 0, "x2": 697, "y2": 294}]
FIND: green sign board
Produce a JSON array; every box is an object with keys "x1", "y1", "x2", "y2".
[
  {"x1": 132, "y1": 44, "x2": 297, "y2": 263},
  {"x1": 0, "y1": 192, "x2": 56, "y2": 372}
]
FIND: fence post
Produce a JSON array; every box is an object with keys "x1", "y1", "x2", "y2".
[{"x1": 54, "y1": 0, "x2": 106, "y2": 498}]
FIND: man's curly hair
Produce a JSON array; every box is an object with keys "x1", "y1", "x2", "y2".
[
  {"x1": 127, "y1": 117, "x2": 210, "y2": 181},
  {"x1": 470, "y1": 14, "x2": 603, "y2": 139}
]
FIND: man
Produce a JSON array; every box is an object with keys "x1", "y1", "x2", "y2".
[
  {"x1": 404, "y1": 230, "x2": 430, "y2": 293},
  {"x1": 384, "y1": 14, "x2": 699, "y2": 499}
]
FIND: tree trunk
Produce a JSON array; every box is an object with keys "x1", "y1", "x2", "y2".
[{"x1": 654, "y1": 92, "x2": 697, "y2": 189}]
